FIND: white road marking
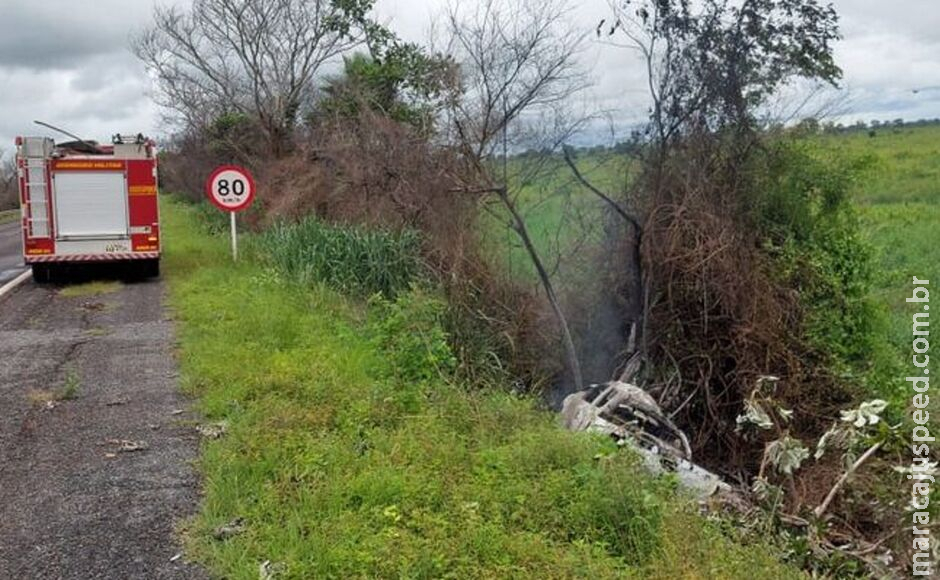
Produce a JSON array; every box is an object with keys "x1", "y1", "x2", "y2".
[{"x1": 0, "y1": 269, "x2": 31, "y2": 299}]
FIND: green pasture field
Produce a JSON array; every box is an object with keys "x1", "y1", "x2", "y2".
[
  {"x1": 824, "y1": 126, "x2": 939, "y2": 370},
  {"x1": 484, "y1": 152, "x2": 628, "y2": 284}
]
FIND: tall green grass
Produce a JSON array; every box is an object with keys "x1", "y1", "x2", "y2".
[
  {"x1": 161, "y1": 196, "x2": 801, "y2": 579},
  {"x1": 258, "y1": 217, "x2": 423, "y2": 298}
]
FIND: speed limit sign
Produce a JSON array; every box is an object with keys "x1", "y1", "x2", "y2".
[
  {"x1": 205, "y1": 165, "x2": 255, "y2": 212},
  {"x1": 206, "y1": 165, "x2": 256, "y2": 261}
]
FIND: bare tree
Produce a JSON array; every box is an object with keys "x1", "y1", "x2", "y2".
[
  {"x1": 444, "y1": 0, "x2": 588, "y2": 391},
  {"x1": 134, "y1": 0, "x2": 375, "y2": 156},
  {"x1": 0, "y1": 148, "x2": 18, "y2": 211},
  {"x1": 443, "y1": 0, "x2": 585, "y2": 160}
]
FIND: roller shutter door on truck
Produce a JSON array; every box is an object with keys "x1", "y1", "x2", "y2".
[{"x1": 53, "y1": 172, "x2": 128, "y2": 239}]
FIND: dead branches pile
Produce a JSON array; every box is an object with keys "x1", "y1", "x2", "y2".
[{"x1": 638, "y1": 137, "x2": 852, "y2": 473}]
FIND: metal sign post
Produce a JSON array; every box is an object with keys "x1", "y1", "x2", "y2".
[
  {"x1": 230, "y1": 211, "x2": 238, "y2": 261},
  {"x1": 205, "y1": 165, "x2": 256, "y2": 262}
]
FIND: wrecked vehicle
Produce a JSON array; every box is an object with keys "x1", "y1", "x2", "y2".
[{"x1": 562, "y1": 381, "x2": 730, "y2": 498}]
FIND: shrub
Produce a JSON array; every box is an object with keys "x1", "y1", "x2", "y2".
[
  {"x1": 638, "y1": 135, "x2": 889, "y2": 478},
  {"x1": 157, "y1": 117, "x2": 263, "y2": 204},
  {"x1": 368, "y1": 288, "x2": 457, "y2": 383},
  {"x1": 757, "y1": 142, "x2": 896, "y2": 389},
  {"x1": 191, "y1": 200, "x2": 231, "y2": 236}
]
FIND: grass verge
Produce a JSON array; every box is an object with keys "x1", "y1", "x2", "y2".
[{"x1": 162, "y1": 196, "x2": 800, "y2": 579}]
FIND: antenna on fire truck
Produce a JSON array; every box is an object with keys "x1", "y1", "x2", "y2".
[{"x1": 32, "y1": 120, "x2": 102, "y2": 153}]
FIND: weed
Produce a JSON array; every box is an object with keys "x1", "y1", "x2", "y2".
[
  {"x1": 59, "y1": 281, "x2": 122, "y2": 298},
  {"x1": 28, "y1": 370, "x2": 82, "y2": 405},
  {"x1": 367, "y1": 288, "x2": 456, "y2": 383},
  {"x1": 58, "y1": 369, "x2": 80, "y2": 400}
]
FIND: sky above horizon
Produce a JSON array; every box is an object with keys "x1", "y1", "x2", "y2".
[{"x1": 1, "y1": 0, "x2": 939, "y2": 150}]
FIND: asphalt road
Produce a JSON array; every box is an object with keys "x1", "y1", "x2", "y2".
[
  {"x1": 0, "y1": 220, "x2": 26, "y2": 285},
  {"x1": 0, "y1": 277, "x2": 206, "y2": 579}
]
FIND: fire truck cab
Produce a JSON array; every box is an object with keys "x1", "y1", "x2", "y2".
[{"x1": 15, "y1": 134, "x2": 161, "y2": 282}]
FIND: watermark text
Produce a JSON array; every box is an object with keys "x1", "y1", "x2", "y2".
[{"x1": 907, "y1": 276, "x2": 932, "y2": 576}]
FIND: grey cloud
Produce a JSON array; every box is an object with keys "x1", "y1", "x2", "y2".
[
  {"x1": 837, "y1": 0, "x2": 940, "y2": 45},
  {"x1": 0, "y1": 1, "x2": 162, "y2": 150},
  {"x1": 0, "y1": 61, "x2": 156, "y2": 147},
  {"x1": 375, "y1": 0, "x2": 940, "y2": 133},
  {"x1": 0, "y1": 2, "x2": 156, "y2": 71},
  {"x1": 2, "y1": 0, "x2": 940, "y2": 153},
  {"x1": 68, "y1": 52, "x2": 142, "y2": 92},
  {"x1": 838, "y1": 86, "x2": 940, "y2": 123}
]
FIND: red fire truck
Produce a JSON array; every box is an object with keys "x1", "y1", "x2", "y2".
[{"x1": 15, "y1": 133, "x2": 161, "y2": 282}]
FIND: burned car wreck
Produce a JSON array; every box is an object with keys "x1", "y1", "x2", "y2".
[{"x1": 561, "y1": 381, "x2": 730, "y2": 498}]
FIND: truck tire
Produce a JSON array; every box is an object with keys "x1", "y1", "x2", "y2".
[
  {"x1": 142, "y1": 258, "x2": 160, "y2": 278},
  {"x1": 31, "y1": 264, "x2": 52, "y2": 283}
]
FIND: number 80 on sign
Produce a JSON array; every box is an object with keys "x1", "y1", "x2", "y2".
[{"x1": 205, "y1": 165, "x2": 256, "y2": 212}]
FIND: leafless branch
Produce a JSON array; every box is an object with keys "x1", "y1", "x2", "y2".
[{"x1": 814, "y1": 441, "x2": 883, "y2": 520}]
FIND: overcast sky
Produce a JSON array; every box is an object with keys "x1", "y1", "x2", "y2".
[{"x1": 2, "y1": 0, "x2": 940, "y2": 151}]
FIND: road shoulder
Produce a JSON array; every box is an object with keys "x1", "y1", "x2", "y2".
[{"x1": 0, "y1": 278, "x2": 206, "y2": 579}]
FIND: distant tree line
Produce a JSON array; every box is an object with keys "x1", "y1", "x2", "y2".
[{"x1": 557, "y1": 116, "x2": 940, "y2": 157}]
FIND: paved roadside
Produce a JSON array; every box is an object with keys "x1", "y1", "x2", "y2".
[
  {"x1": 0, "y1": 220, "x2": 26, "y2": 285},
  {"x1": 0, "y1": 277, "x2": 206, "y2": 579}
]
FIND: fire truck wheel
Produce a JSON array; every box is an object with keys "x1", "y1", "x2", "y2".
[
  {"x1": 31, "y1": 264, "x2": 52, "y2": 283},
  {"x1": 142, "y1": 259, "x2": 160, "y2": 278}
]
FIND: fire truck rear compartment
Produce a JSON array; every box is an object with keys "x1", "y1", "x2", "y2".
[{"x1": 53, "y1": 172, "x2": 129, "y2": 239}]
